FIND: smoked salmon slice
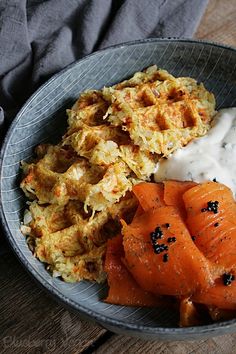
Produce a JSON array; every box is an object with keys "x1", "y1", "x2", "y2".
[
  {"x1": 132, "y1": 182, "x2": 164, "y2": 211},
  {"x1": 192, "y1": 278, "x2": 236, "y2": 310},
  {"x1": 163, "y1": 180, "x2": 197, "y2": 219},
  {"x1": 179, "y1": 298, "x2": 202, "y2": 327},
  {"x1": 122, "y1": 206, "x2": 219, "y2": 297},
  {"x1": 183, "y1": 181, "x2": 236, "y2": 310},
  {"x1": 183, "y1": 182, "x2": 236, "y2": 267},
  {"x1": 104, "y1": 234, "x2": 161, "y2": 306}
]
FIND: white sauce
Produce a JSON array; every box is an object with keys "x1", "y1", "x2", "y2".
[{"x1": 154, "y1": 108, "x2": 236, "y2": 195}]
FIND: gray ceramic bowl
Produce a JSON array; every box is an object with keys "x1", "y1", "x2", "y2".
[{"x1": 1, "y1": 39, "x2": 236, "y2": 341}]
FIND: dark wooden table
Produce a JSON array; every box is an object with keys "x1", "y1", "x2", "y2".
[{"x1": 1, "y1": 1, "x2": 236, "y2": 353}]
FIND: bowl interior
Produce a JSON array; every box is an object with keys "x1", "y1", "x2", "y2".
[{"x1": 1, "y1": 39, "x2": 236, "y2": 340}]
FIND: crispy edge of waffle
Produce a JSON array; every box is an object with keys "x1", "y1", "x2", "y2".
[{"x1": 23, "y1": 193, "x2": 137, "y2": 283}]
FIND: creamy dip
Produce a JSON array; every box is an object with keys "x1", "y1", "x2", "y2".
[{"x1": 154, "y1": 108, "x2": 236, "y2": 194}]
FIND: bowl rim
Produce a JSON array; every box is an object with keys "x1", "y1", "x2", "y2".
[{"x1": 1, "y1": 37, "x2": 236, "y2": 337}]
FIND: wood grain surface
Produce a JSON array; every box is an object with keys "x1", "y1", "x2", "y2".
[
  {"x1": 1, "y1": 0, "x2": 236, "y2": 353},
  {"x1": 94, "y1": 333, "x2": 236, "y2": 354},
  {"x1": 0, "y1": 252, "x2": 107, "y2": 354},
  {"x1": 195, "y1": 0, "x2": 236, "y2": 47}
]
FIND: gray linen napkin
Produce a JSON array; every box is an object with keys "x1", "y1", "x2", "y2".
[{"x1": 0, "y1": 0, "x2": 208, "y2": 131}]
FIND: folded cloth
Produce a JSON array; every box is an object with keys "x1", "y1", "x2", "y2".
[{"x1": 0, "y1": 0, "x2": 208, "y2": 133}]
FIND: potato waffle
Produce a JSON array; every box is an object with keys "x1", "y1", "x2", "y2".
[
  {"x1": 20, "y1": 65, "x2": 216, "y2": 283},
  {"x1": 22, "y1": 193, "x2": 136, "y2": 282}
]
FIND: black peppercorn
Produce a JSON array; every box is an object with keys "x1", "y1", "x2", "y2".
[
  {"x1": 223, "y1": 273, "x2": 235, "y2": 286},
  {"x1": 201, "y1": 201, "x2": 219, "y2": 214},
  {"x1": 163, "y1": 253, "x2": 169, "y2": 262},
  {"x1": 167, "y1": 237, "x2": 176, "y2": 243}
]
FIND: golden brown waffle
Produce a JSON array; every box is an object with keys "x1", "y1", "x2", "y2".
[
  {"x1": 104, "y1": 66, "x2": 215, "y2": 156},
  {"x1": 20, "y1": 65, "x2": 216, "y2": 283},
  {"x1": 22, "y1": 193, "x2": 137, "y2": 283}
]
